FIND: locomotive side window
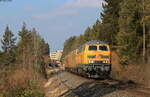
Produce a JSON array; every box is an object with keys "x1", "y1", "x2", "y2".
[
  {"x1": 88, "y1": 46, "x2": 97, "y2": 51},
  {"x1": 99, "y1": 46, "x2": 108, "y2": 51},
  {"x1": 79, "y1": 45, "x2": 85, "y2": 52}
]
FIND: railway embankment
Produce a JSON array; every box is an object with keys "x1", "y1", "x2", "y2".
[
  {"x1": 111, "y1": 52, "x2": 150, "y2": 88},
  {"x1": 44, "y1": 70, "x2": 150, "y2": 97}
]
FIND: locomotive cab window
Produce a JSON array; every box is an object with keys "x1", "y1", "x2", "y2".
[
  {"x1": 88, "y1": 45, "x2": 97, "y2": 51},
  {"x1": 99, "y1": 45, "x2": 108, "y2": 51}
]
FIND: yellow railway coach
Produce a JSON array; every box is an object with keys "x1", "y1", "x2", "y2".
[{"x1": 64, "y1": 40, "x2": 111, "y2": 78}]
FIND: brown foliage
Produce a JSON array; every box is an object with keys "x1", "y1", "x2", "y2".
[
  {"x1": 111, "y1": 52, "x2": 150, "y2": 87},
  {"x1": 0, "y1": 65, "x2": 46, "y2": 95}
]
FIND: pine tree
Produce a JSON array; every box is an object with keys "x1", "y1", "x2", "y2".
[
  {"x1": 0, "y1": 26, "x2": 16, "y2": 65},
  {"x1": 17, "y1": 23, "x2": 30, "y2": 66},
  {"x1": 92, "y1": 20, "x2": 101, "y2": 40},
  {"x1": 62, "y1": 36, "x2": 76, "y2": 58},
  {"x1": 84, "y1": 27, "x2": 91, "y2": 41},
  {"x1": 1, "y1": 26, "x2": 16, "y2": 53},
  {"x1": 101, "y1": 0, "x2": 122, "y2": 45},
  {"x1": 117, "y1": 0, "x2": 143, "y2": 65}
]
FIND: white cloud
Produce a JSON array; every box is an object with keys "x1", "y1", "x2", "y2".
[
  {"x1": 32, "y1": 9, "x2": 78, "y2": 19},
  {"x1": 63, "y1": 0, "x2": 104, "y2": 8},
  {"x1": 32, "y1": 0, "x2": 104, "y2": 19}
]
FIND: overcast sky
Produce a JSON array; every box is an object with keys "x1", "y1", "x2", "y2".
[{"x1": 0, "y1": 0, "x2": 104, "y2": 51}]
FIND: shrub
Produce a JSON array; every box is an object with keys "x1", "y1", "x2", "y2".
[{"x1": 0, "y1": 66, "x2": 45, "y2": 97}]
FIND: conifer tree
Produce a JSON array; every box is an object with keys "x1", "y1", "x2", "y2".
[
  {"x1": 17, "y1": 23, "x2": 30, "y2": 65},
  {"x1": 117, "y1": 0, "x2": 143, "y2": 65},
  {"x1": 0, "y1": 26, "x2": 16, "y2": 65},
  {"x1": 62, "y1": 36, "x2": 76, "y2": 57},
  {"x1": 1, "y1": 26, "x2": 16, "y2": 53},
  {"x1": 101, "y1": 0, "x2": 122, "y2": 45}
]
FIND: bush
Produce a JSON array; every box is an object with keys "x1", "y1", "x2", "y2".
[
  {"x1": 0, "y1": 66, "x2": 45, "y2": 97},
  {"x1": 111, "y1": 52, "x2": 150, "y2": 87},
  {"x1": 11, "y1": 83, "x2": 44, "y2": 97}
]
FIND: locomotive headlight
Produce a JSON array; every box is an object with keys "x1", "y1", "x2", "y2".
[
  {"x1": 103, "y1": 61, "x2": 106, "y2": 63},
  {"x1": 103, "y1": 61, "x2": 109, "y2": 63},
  {"x1": 91, "y1": 60, "x2": 94, "y2": 63},
  {"x1": 89, "y1": 60, "x2": 94, "y2": 63}
]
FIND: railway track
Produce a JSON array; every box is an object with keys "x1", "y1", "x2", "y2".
[
  {"x1": 46, "y1": 68, "x2": 150, "y2": 97},
  {"x1": 56, "y1": 70, "x2": 89, "y2": 97}
]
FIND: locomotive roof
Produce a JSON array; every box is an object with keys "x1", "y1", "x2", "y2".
[
  {"x1": 65, "y1": 40, "x2": 108, "y2": 57},
  {"x1": 85, "y1": 40, "x2": 107, "y2": 45}
]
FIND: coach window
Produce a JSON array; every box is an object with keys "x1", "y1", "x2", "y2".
[{"x1": 88, "y1": 45, "x2": 97, "y2": 51}]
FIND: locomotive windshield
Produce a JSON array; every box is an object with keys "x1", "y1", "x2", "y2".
[
  {"x1": 99, "y1": 46, "x2": 108, "y2": 51},
  {"x1": 88, "y1": 45, "x2": 97, "y2": 51}
]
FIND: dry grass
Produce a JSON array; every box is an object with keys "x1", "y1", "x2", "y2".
[
  {"x1": 111, "y1": 52, "x2": 150, "y2": 87},
  {"x1": 6, "y1": 68, "x2": 31, "y2": 89},
  {"x1": 0, "y1": 65, "x2": 46, "y2": 97}
]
